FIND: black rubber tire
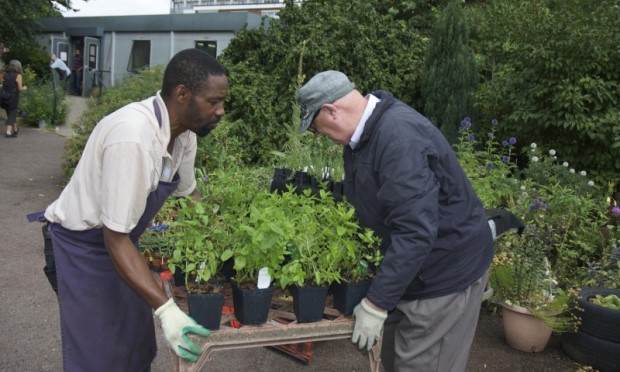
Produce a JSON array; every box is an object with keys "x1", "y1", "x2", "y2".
[
  {"x1": 578, "y1": 287, "x2": 620, "y2": 343},
  {"x1": 561, "y1": 331, "x2": 620, "y2": 372}
]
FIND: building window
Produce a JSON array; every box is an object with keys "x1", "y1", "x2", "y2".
[
  {"x1": 128, "y1": 41, "x2": 151, "y2": 72},
  {"x1": 57, "y1": 43, "x2": 70, "y2": 63},
  {"x1": 195, "y1": 41, "x2": 217, "y2": 58}
]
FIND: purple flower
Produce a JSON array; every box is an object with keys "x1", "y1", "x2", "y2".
[
  {"x1": 612, "y1": 206, "x2": 620, "y2": 216},
  {"x1": 460, "y1": 119, "x2": 472, "y2": 129},
  {"x1": 468, "y1": 134, "x2": 475, "y2": 141},
  {"x1": 202, "y1": 175, "x2": 209, "y2": 181},
  {"x1": 149, "y1": 224, "x2": 169, "y2": 232},
  {"x1": 486, "y1": 163, "x2": 494, "y2": 170},
  {"x1": 529, "y1": 198, "x2": 548, "y2": 211},
  {"x1": 501, "y1": 140, "x2": 509, "y2": 147},
  {"x1": 491, "y1": 119, "x2": 498, "y2": 126},
  {"x1": 502, "y1": 156, "x2": 510, "y2": 163},
  {"x1": 509, "y1": 137, "x2": 517, "y2": 145}
]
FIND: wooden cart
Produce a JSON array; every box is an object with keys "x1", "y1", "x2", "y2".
[{"x1": 160, "y1": 279, "x2": 381, "y2": 372}]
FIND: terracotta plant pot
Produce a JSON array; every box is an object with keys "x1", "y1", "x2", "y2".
[{"x1": 500, "y1": 302, "x2": 552, "y2": 352}]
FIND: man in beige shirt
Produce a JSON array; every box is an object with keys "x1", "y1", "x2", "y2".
[{"x1": 40, "y1": 49, "x2": 229, "y2": 371}]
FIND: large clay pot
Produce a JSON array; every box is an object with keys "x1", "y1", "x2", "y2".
[{"x1": 500, "y1": 302, "x2": 552, "y2": 352}]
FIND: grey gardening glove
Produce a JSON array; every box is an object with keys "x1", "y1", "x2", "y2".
[
  {"x1": 155, "y1": 298, "x2": 211, "y2": 362},
  {"x1": 351, "y1": 298, "x2": 388, "y2": 351}
]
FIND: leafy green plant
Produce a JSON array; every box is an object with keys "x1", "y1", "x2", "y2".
[
  {"x1": 272, "y1": 187, "x2": 382, "y2": 288},
  {"x1": 490, "y1": 224, "x2": 577, "y2": 332},
  {"x1": 19, "y1": 80, "x2": 67, "y2": 126},
  {"x1": 223, "y1": 190, "x2": 293, "y2": 289},
  {"x1": 455, "y1": 117, "x2": 618, "y2": 291},
  {"x1": 140, "y1": 224, "x2": 174, "y2": 271},
  {"x1": 453, "y1": 117, "x2": 518, "y2": 209},
  {"x1": 590, "y1": 294, "x2": 620, "y2": 311},
  {"x1": 166, "y1": 196, "x2": 229, "y2": 294}
]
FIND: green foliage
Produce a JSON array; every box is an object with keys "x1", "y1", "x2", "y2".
[
  {"x1": 223, "y1": 190, "x2": 294, "y2": 287},
  {"x1": 19, "y1": 80, "x2": 67, "y2": 126},
  {"x1": 61, "y1": 66, "x2": 164, "y2": 180},
  {"x1": 468, "y1": 0, "x2": 620, "y2": 180},
  {"x1": 455, "y1": 118, "x2": 619, "y2": 291},
  {"x1": 219, "y1": 0, "x2": 429, "y2": 166},
  {"x1": 166, "y1": 196, "x2": 229, "y2": 293},
  {"x1": 2, "y1": 43, "x2": 50, "y2": 79},
  {"x1": 0, "y1": 0, "x2": 74, "y2": 52},
  {"x1": 274, "y1": 188, "x2": 382, "y2": 288},
  {"x1": 490, "y1": 225, "x2": 578, "y2": 332},
  {"x1": 453, "y1": 118, "x2": 518, "y2": 209},
  {"x1": 421, "y1": 0, "x2": 478, "y2": 144},
  {"x1": 140, "y1": 225, "x2": 175, "y2": 270},
  {"x1": 590, "y1": 294, "x2": 620, "y2": 311}
]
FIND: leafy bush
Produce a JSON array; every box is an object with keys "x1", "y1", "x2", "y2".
[
  {"x1": 18, "y1": 80, "x2": 67, "y2": 127},
  {"x1": 219, "y1": 0, "x2": 429, "y2": 166},
  {"x1": 455, "y1": 118, "x2": 619, "y2": 290}
]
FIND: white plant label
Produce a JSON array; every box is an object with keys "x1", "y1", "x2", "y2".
[{"x1": 257, "y1": 267, "x2": 271, "y2": 289}]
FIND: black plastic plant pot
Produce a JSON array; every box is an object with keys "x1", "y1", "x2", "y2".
[
  {"x1": 270, "y1": 167, "x2": 293, "y2": 194},
  {"x1": 220, "y1": 258, "x2": 237, "y2": 282},
  {"x1": 231, "y1": 283, "x2": 273, "y2": 325},
  {"x1": 289, "y1": 285, "x2": 329, "y2": 323},
  {"x1": 188, "y1": 292, "x2": 225, "y2": 331},
  {"x1": 173, "y1": 267, "x2": 186, "y2": 287},
  {"x1": 332, "y1": 182, "x2": 345, "y2": 202},
  {"x1": 330, "y1": 280, "x2": 371, "y2": 315}
]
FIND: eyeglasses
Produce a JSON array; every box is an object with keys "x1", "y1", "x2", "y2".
[{"x1": 307, "y1": 108, "x2": 321, "y2": 134}]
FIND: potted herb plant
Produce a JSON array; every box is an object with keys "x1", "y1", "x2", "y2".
[
  {"x1": 273, "y1": 188, "x2": 359, "y2": 322},
  {"x1": 329, "y1": 226, "x2": 383, "y2": 315},
  {"x1": 222, "y1": 190, "x2": 293, "y2": 325},
  {"x1": 166, "y1": 196, "x2": 229, "y2": 331},
  {"x1": 139, "y1": 224, "x2": 174, "y2": 272}
]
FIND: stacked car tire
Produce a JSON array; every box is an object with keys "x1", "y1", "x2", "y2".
[{"x1": 561, "y1": 287, "x2": 620, "y2": 372}]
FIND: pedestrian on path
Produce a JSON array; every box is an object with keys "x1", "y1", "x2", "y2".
[
  {"x1": 1, "y1": 59, "x2": 27, "y2": 138},
  {"x1": 296, "y1": 70, "x2": 494, "y2": 372},
  {"x1": 29, "y1": 49, "x2": 229, "y2": 371}
]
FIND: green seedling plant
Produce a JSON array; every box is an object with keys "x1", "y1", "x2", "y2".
[
  {"x1": 167, "y1": 196, "x2": 229, "y2": 294},
  {"x1": 223, "y1": 190, "x2": 293, "y2": 289}
]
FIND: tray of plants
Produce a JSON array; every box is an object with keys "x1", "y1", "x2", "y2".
[{"x1": 160, "y1": 279, "x2": 381, "y2": 372}]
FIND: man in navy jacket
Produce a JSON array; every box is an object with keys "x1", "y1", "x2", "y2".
[{"x1": 296, "y1": 71, "x2": 494, "y2": 372}]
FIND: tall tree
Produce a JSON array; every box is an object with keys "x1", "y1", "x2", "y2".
[
  {"x1": 420, "y1": 0, "x2": 478, "y2": 144},
  {"x1": 0, "y1": 0, "x2": 76, "y2": 50}
]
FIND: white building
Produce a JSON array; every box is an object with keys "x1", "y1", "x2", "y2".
[{"x1": 171, "y1": 0, "x2": 304, "y2": 18}]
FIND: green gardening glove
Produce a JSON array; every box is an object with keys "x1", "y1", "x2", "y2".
[{"x1": 155, "y1": 298, "x2": 211, "y2": 362}]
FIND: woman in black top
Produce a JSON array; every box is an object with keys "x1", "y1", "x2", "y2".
[{"x1": 1, "y1": 60, "x2": 28, "y2": 138}]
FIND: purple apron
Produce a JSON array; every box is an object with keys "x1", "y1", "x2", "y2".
[
  {"x1": 37, "y1": 99, "x2": 179, "y2": 371},
  {"x1": 50, "y1": 172, "x2": 179, "y2": 372}
]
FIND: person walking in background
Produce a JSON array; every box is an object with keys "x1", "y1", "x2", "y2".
[
  {"x1": 70, "y1": 49, "x2": 83, "y2": 95},
  {"x1": 50, "y1": 54, "x2": 71, "y2": 89},
  {"x1": 32, "y1": 49, "x2": 228, "y2": 371},
  {"x1": 296, "y1": 70, "x2": 494, "y2": 372},
  {"x1": 1, "y1": 60, "x2": 27, "y2": 138}
]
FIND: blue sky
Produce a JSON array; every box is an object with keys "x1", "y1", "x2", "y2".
[{"x1": 62, "y1": 0, "x2": 171, "y2": 17}]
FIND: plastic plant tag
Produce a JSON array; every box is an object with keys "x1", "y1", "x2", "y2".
[
  {"x1": 196, "y1": 261, "x2": 206, "y2": 283},
  {"x1": 257, "y1": 267, "x2": 271, "y2": 289}
]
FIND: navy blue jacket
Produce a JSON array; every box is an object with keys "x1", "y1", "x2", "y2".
[{"x1": 343, "y1": 91, "x2": 494, "y2": 310}]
